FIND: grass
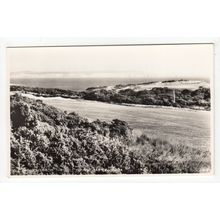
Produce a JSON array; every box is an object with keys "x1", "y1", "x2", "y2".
[
  {"x1": 37, "y1": 96, "x2": 211, "y2": 149},
  {"x1": 10, "y1": 94, "x2": 212, "y2": 175},
  {"x1": 132, "y1": 134, "x2": 211, "y2": 173}
]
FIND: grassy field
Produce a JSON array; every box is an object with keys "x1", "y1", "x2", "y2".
[{"x1": 22, "y1": 94, "x2": 211, "y2": 149}]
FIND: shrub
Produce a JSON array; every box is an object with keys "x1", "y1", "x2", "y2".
[{"x1": 10, "y1": 94, "x2": 211, "y2": 175}]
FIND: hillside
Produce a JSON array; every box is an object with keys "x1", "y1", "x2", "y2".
[
  {"x1": 10, "y1": 93, "x2": 211, "y2": 175},
  {"x1": 87, "y1": 79, "x2": 210, "y2": 91},
  {"x1": 11, "y1": 79, "x2": 211, "y2": 110},
  {"x1": 83, "y1": 80, "x2": 211, "y2": 110}
]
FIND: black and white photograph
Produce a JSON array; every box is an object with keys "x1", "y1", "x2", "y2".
[{"x1": 8, "y1": 43, "x2": 213, "y2": 175}]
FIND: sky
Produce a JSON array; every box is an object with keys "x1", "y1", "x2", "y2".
[{"x1": 8, "y1": 44, "x2": 213, "y2": 79}]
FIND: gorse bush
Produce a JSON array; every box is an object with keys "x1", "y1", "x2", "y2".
[
  {"x1": 134, "y1": 135, "x2": 211, "y2": 173},
  {"x1": 10, "y1": 94, "x2": 211, "y2": 175},
  {"x1": 10, "y1": 94, "x2": 137, "y2": 175},
  {"x1": 82, "y1": 86, "x2": 211, "y2": 110}
]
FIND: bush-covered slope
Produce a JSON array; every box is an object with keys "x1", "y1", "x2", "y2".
[
  {"x1": 82, "y1": 86, "x2": 211, "y2": 110},
  {"x1": 10, "y1": 94, "x2": 211, "y2": 175},
  {"x1": 11, "y1": 82, "x2": 211, "y2": 110}
]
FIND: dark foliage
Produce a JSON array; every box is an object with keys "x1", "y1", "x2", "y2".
[
  {"x1": 82, "y1": 86, "x2": 211, "y2": 110},
  {"x1": 10, "y1": 94, "x2": 211, "y2": 175},
  {"x1": 10, "y1": 85, "x2": 81, "y2": 99},
  {"x1": 10, "y1": 94, "x2": 138, "y2": 175},
  {"x1": 11, "y1": 83, "x2": 211, "y2": 110}
]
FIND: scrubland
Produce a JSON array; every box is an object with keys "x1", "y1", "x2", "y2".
[{"x1": 10, "y1": 94, "x2": 211, "y2": 175}]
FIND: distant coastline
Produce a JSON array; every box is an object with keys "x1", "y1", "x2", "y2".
[{"x1": 10, "y1": 77, "x2": 210, "y2": 91}]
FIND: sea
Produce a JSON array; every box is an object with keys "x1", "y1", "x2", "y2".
[
  {"x1": 10, "y1": 77, "x2": 207, "y2": 91},
  {"x1": 10, "y1": 77, "x2": 165, "y2": 91}
]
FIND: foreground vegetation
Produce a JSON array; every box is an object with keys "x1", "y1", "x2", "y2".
[
  {"x1": 10, "y1": 94, "x2": 211, "y2": 175},
  {"x1": 11, "y1": 81, "x2": 211, "y2": 110}
]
